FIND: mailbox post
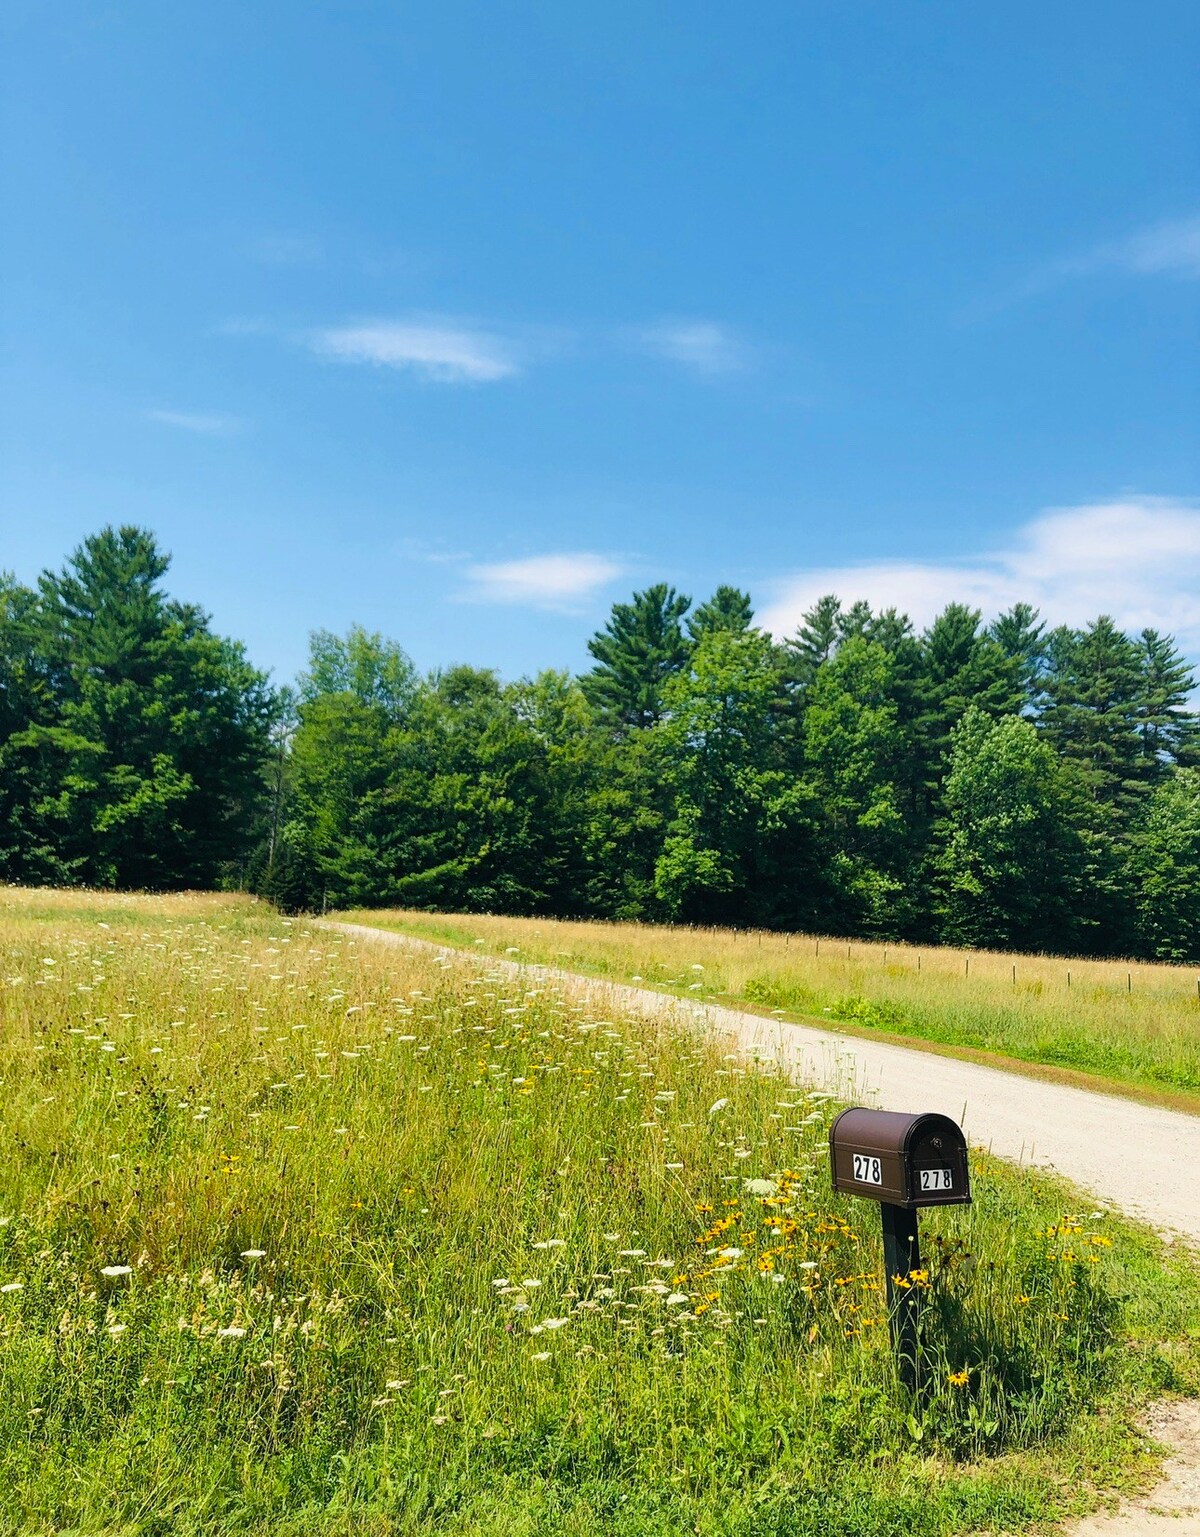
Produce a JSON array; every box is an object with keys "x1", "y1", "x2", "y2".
[{"x1": 829, "y1": 1107, "x2": 970, "y2": 1392}]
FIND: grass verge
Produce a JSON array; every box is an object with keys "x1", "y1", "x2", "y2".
[
  {"x1": 346, "y1": 909, "x2": 1200, "y2": 1111},
  {"x1": 1, "y1": 887, "x2": 1198, "y2": 1535}
]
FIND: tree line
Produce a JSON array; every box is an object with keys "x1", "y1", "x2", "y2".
[{"x1": 2, "y1": 525, "x2": 1198, "y2": 961}]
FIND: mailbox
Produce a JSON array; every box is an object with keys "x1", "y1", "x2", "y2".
[{"x1": 829, "y1": 1107, "x2": 970, "y2": 1209}]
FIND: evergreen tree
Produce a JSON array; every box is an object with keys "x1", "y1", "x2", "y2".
[
  {"x1": 1040, "y1": 618, "x2": 1145, "y2": 814},
  {"x1": 787, "y1": 594, "x2": 842, "y2": 685},
  {"x1": 0, "y1": 574, "x2": 68, "y2": 882},
  {"x1": 23, "y1": 527, "x2": 272, "y2": 888},
  {"x1": 687, "y1": 585, "x2": 755, "y2": 642},
  {"x1": 913, "y1": 604, "x2": 1023, "y2": 813},
  {"x1": 988, "y1": 603, "x2": 1047, "y2": 714},
  {"x1": 582, "y1": 584, "x2": 692, "y2": 732},
  {"x1": 1133, "y1": 629, "x2": 1198, "y2": 773}
]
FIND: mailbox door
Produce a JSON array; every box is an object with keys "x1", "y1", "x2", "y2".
[{"x1": 905, "y1": 1123, "x2": 971, "y2": 1207}]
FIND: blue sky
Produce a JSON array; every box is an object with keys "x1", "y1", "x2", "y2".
[{"x1": 2, "y1": 1, "x2": 1198, "y2": 686}]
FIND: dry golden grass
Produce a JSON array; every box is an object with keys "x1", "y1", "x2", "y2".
[{"x1": 347, "y1": 910, "x2": 1200, "y2": 1102}]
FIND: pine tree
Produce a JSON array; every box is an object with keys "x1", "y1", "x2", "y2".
[
  {"x1": 582, "y1": 584, "x2": 692, "y2": 732},
  {"x1": 1040, "y1": 617, "x2": 1145, "y2": 813},
  {"x1": 687, "y1": 585, "x2": 754, "y2": 642},
  {"x1": 1133, "y1": 629, "x2": 1198, "y2": 773},
  {"x1": 32, "y1": 526, "x2": 273, "y2": 888},
  {"x1": 988, "y1": 603, "x2": 1047, "y2": 714},
  {"x1": 787, "y1": 594, "x2": 842, "y2": 685},
  {"x1": 913, "y1": 604, "x2": 1022, "y2": 812}
]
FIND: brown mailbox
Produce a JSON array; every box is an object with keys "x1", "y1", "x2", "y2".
[{"x1": 829, "y1": 1107, "x2": 970, "y2": 1209}]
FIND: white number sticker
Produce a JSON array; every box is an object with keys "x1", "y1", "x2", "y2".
[
  {"x1": 852, "y1": 1153, "x2": 883, "y2": 1185},
  {"x1": 919, "y1": 1168, "x2": 953, "y2": 1192}
]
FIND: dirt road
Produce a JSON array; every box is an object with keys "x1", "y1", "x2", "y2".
[{"x1": 326, "y1": 921, "x2": 1200, "y2": 1246}]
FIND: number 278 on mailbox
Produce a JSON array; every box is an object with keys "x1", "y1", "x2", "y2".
[{"x1": 852, "y1": 1153, "x2": 883, "y2": 1184}]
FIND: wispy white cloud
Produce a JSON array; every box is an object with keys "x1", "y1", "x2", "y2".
[
  {"x1": 145, "y1": 408, "x2": 244, "y2": 435},
  {"x1": 634, "y1": 319, "x2": 748, "y2": 375},
  {"x1": 309, "y1": 318, "x2": 521, "y2": 382},
  {"x1": 1068, "y1": 215, "x2": 1200, "y2": 281},
  {"x1": 460, "y1": 552, "x2": 626, "y2": 610},
  {"x1": 760, "y1": 498, "x2": 1200, "y2": 659},
  {"x1": 975, "y1": 214, "x2": 1200, "y2": 315},
  {"x1": 1119, "y1": 216, "x2": 1200, "y2": 278}
]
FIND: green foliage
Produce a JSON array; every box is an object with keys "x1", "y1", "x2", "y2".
[
  {"x1": 3, "y1": 530, "x2": 1197, "y2": 960},
  {"x1": 582, "y1": 583, "x2": 692, "y2": 732},
  {"x1": 299, "y1": 624, "x2": 416, "y2": 720},
  {"x1": 936, "y1": 709, "x2": 1083, "y2": 951},
  {"x1": 686, "y1": 583, "x2": 755, "y2": 642},
  {"x1": 654, "y1": 630, "x2": 818, "y2": 924},
  {"x1": 0, "y1": 528, "x2": 272, "y2": 889},
  {"x1": 1130, "y1": 768, "x2": 1200, "y2": 961},
  {"x1": 802, "y1": 637, "x2": 909, "y2": 934}
]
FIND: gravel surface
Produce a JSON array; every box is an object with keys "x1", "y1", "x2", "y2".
[
  {"x1": 1071, "y1": 1400, "x2": 1200, "y2": 1534},
  {"x1": 326, "y1": 921, "x2": 1200, "y2": 1245}
]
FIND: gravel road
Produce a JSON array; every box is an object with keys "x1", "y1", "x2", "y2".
[{"x1": 326, "y1": 921, "x2": 1200, "y2": 1246}]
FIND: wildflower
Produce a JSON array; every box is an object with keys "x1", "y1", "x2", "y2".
[
  {"x1": 708, "y1": 1099, "x2": 729, "y2": 1115},
  {"x1": 240, "y1": 1250, "x2": 267, "y2": 1260},
  {"x1": 948, "y1": 1368, "x2": 970, "y2": 1387},
  {"x1": 744, "y1": 1178, "x2": 775, "y2": 1197},
  {"x1": 218, "y1": 1325, "x2": 247, "y2": 1338},
  {"x1": 0, "y1": 1282, "x2": 22, "y2": 1293},
  {"x1": 540, "y1": 1317, "x2": 569, "y2": 1330},
  {"x1": 666, "y1": 1293, "x2": 689, "y2": 1306},
  {"x1": 530, "y1": 1351, "x2": 551, "y2": 1362},
  {"x1": 100, "y1": 1265, "x2": 133, "y2": 1279}
]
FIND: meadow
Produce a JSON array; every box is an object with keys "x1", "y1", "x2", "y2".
[
  {"x1": 2, "y1": 888, "x2": 1199, "y2": 1536},
  {"x1": 349, "y1": 911, "x2": 1200, "y2": 1107}
]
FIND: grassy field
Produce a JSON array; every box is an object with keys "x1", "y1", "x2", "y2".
[
  {"x1": 2, "y1": 889, "x2": 1199, "y2": 1535},
  {"x1": 347, "y1": 911, "x2": 1200, "y2": 1107}
]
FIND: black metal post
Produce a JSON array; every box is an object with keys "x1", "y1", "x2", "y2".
[{"x1": 880, "y1": 1201, "x2": 921, "y2": 1393}]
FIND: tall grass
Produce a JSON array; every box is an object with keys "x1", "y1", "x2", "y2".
[
  {"x1": 352, "y1": 910, "x2": 1200, "y2": 1102},
  {"x1": 1, "y1": 887, "x2": 1197, "y2": 1535}
]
